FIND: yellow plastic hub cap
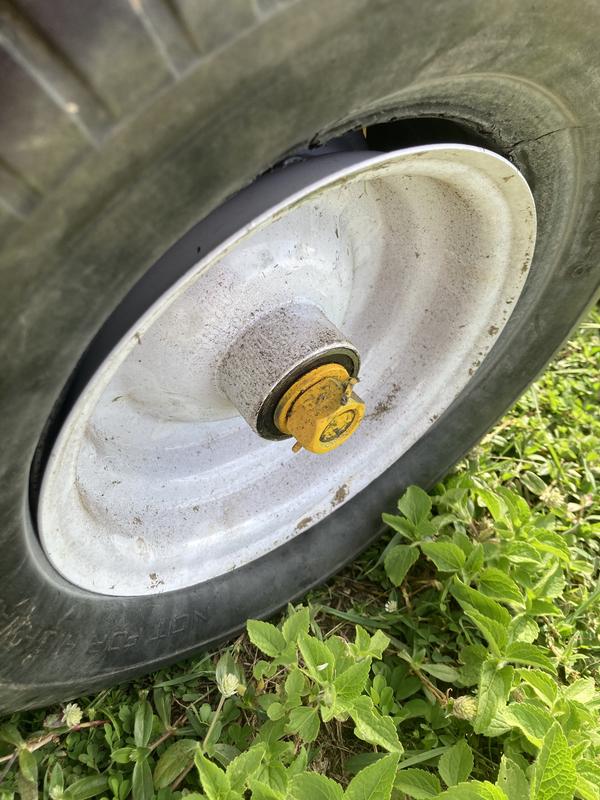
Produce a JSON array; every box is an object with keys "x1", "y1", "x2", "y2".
[{"x1": 274, "y1": 364, "x2": 365, "y2": 454}]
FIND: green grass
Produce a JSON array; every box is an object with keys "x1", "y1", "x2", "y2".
[{"x1": 1, "y1": 308, "x2": 599, "y2": 800}]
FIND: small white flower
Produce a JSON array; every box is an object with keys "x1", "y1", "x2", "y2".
[
  {"x1": 219, "y1": 673, "x2": 240, "y2": 698},
  {"x1": 317, "y1": 663, "x2": 329, "y2": 671},
  {"x1": 63, "y1": 703, "x2": 83, "y2": 727},
  {"x1": 452, "y1": 696, "x2": 477, "y2": 721},
  {"x1": 540, "y1": 485, "x2": 564, "y2": 508},
  {"x1": 385, "y1": 600, "x2": 398, "y2": 613}
]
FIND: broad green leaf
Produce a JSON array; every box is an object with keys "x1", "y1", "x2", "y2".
[
  {"x1": 247, "y1": 777, "x2": 284, "y2": 800},
  {"x1": 133, "y1": 700, "x2": 153, "y2": 748},
  {"x1": 49, "y1": 762, "x2": 64, "y2": 797},
  {"x1": 419, "y1": 664, "x2": 461, "y2": 683},
  {"x1": 435, "y1": 781, "x2": 509, "y2": 799},
  {"x1": 450, "y1": 578, "x2": 511, "y2": 627},
  {"x1": 0, "y1": 723, "x2": 23, "y2": 746},
  {"x1": 18, "y1": 749, "x2": 38, "y2": 784},
  {"x1": 575, "y1": 774, "x2": 600, "y2": 800},
  {"x1": 496, "y1": 756, "x2": 530, "y2": 800},
  {"x1": 256, "y1": 760, "x2": 288, "y2": 794},
  {"x1": 346, "y1": 752, "x2": 388, "y2": 774},
  {"x1": 345, "y1": 753, "x2": 400, "y2": 800},
  {"x1": 530, "y1": 531, "x2": 570, "y2": 563},
  {"x1": 132, "y1": 759, "x2": 153, "y2": 800},
  {"x1": 516, "y1": 670, "x2": 558, "y2": 707},
  {"x1": 226, "y1": 744, "x2": 266, "y2": 792},
  {"x1": 210, "y1": 743, "x2": 235, "y2": 766},
  {"x1": 452, "y1": 529, "x2": 474, "y2": 556},
  {"x1": 484, "y1": 713, "x2": 512, "y2": 738},
  {"x1": 504, "y1": 642, "x2": 556, "y2": 674},
  {"x1": 563, "y1": 678, "x2": 597, "y2": 704},
  {"x1": 254, "y1": 659, "x2": 276, "y2": 681},
  {"x1": 16, "y1": 773, "x2": 36, "y2": 800},
  {"x1": 398, "y1": 486, "x2": 432, "y2": 526},
  {"x1": 169, "y1": 795, "x2": 204, "y2": 800},
  {"x1": 64, "y1": 776, "x2": 109, "y2": 800},
  {"x1": 478, "y1": 568, "x2": 523, "y2": 605},
  {"x1": 501, "y1": 702, "x2": 553, "y2": 747},
  {"x1": 394, "y1": 676, "x2": 422, "y2": 702},
  {"x1": 349, "y1": 697, "x2": 403, "y2": 754},
  {"x1": 464, "y1": 542, "x2": 485, "y2": 575},
  {"x1": 509, "y1": 615, "x2": 540, "y2": 644},
  {"x1": 474, "y1": 661, "x2": 513, "y2": 734},
  {"x1": 459, "y1": 643, "x2": 488, "y2": 686},
  {"x1": 476, "y1": 488, "x2": 507, "y2": 523},
  {"x1": 282, "y1": 607, "x2": 310, "y2": 644},
  {"x1": 287, "y1": 747, "x2": 308, "y2": 779},
  {"x1": 528, "y1": 599, "x2": 563, "y2": 617},
  {"x1": 576, "y1": 759, "x2": 600, "y2": 784},
  {"x1": 288, "y1": 772, "x2": 344, "y2": 800},
  {"x1": 352, "y1": 625, "x2": 372, "y2": 657},
  {"x1": 530, "y1": 722, "x2": 576, "y2": 800},
  {"x1": 533, "y1": 563, "x2": 566, "y2": 600},
  {"x1": 285, "y1": 667, "x2": 307, "y2": 698},
  {"x1": 384, "y1": 544, "x2": 419, "y2": 586},
  {"x1": 495, "y1": 487, "x2": 531, "y2": 526},
  {"x1": 367, "y1": 629, "x2": 390, "y2": 659},
  {"x1": 334, "y1": 659, "x2": 371, "y2": 703},
  {"x1": 520, "y1": 471, "x2": 547, "y2": 495},
  {"x1": 576, "y1": 760, "x2": 600, "y2": 800},
  {"x1": 153, "y1": 739, "x2": 198, "y2": 789},
  {"x1": 349, "y1": 627, "x2": 390, "y2": 660},
  {"x1": 296, "y1": 636, "x2": 333, "y2": 684},
  {"x1": 254, "y1": 718, "x2": 286, "y2": 745},
  {"x1": 285, "y1": 706, "x2": 320, "y2": 743},
  {"x1": 326, "y1": 635, "x2": 356, "y2": 674},
  {"x1": 395, "y1": 768, "x2": 440, "y2": 798},
  {"x1": 420, "y1": 541, "x2": 466, "y2": 572},
  {"x1": 153, "y1": 687, "x2": 172, "y2": 730},
  {"x1": 266, "y1": 702, "x2": 284, "y2": 721},
  {"x1": 430, "y1": 510, "x2": 462, "y2": 530},
  {"x1": 382, "y1": 513, "x2": 416, "y2": 540},
  {"x1": 464, "y1": 607, "x2": 509, "y2": 654},
  {"x1": 276, "y1": 640, "x2": 301, "y2": 667},
  {"x1": 504, "y1": 643, "x2": 556, "y2": 674},
  {"x1": 247, "y1": 620, "x2": 286, "y2": 657},
  {"x1": 106, "y1": 776, "x2": 121, "y2": 800},
  {"x1": 438, "y1": 740, "x2": 473, "y2": 786},
  {"x1": 195, "y1": 753, "x2": 230, "y2": 800},
  {"x1": 505, "y1": 542, "x2": 542, "y2": 566}
]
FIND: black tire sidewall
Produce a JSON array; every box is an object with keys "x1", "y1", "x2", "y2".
[{"x1": 1, "y1": 0, "x2": 600, "y2": 710}]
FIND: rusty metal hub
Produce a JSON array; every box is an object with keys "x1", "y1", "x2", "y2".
[{"x1": 218, "y1": 303, "x2": 364, "y2": 453}]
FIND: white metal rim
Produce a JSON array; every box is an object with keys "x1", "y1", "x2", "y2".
[{"x1": 38, "y1": 143, "x2": 536, "y2": 596}]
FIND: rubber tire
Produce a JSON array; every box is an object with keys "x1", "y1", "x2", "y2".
[{"x1": 1, "y1": 0, "x2": 599, "y2": 712}]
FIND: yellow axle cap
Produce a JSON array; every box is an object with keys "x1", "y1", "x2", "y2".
[{"x1": 274, "y1": 363, "x2": 365, "y2": 454}]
